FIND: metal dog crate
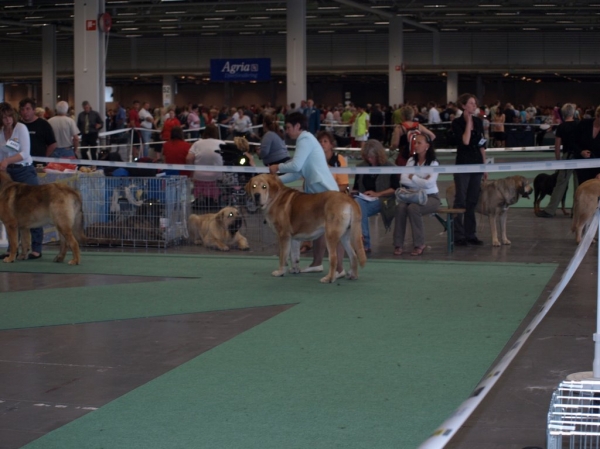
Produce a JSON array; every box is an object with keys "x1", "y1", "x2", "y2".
[
  {"x1": 79, "y1": 175, "x2": 190, "y2": 248},
  {"x1": 547, "y1": 379, "x2": 600, "y2": 449}
]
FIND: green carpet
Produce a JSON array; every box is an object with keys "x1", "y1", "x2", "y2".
[{"x1": 2, "y1": 254, "x2": 555, "y2": 449}]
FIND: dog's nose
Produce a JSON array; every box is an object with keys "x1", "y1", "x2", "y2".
[{"x1": 253, "y1": 193, "x2": 261, "y2": 202}]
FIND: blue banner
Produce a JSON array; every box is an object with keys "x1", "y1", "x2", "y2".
[{"x1": 210, "y1": 58, "x2": 271, "y2": 82}]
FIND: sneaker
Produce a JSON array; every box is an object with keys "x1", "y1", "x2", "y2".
[
  {"x1": 301, "y1": 265, "x2": 324, "y2": 273},
  {"x1": 536, "y1": 210, "x2": 554, "y2": 218},
  {"x1": 466, "y1": 238, "x2": 484, "y2": 246},
  {"x1": 334, "y1": 270, "x2": 346, "y2": 280}
]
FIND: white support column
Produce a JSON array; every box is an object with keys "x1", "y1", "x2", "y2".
[
  {"x1": 388, "y1": 17, "x2": 404, "y2": 106},
  {"x1": 162, "y1": 75, "x2": 176, "y2": 108},
  {"x1": 74, "y1": 0, "x2": 106, "y2": 123},
  {"x1": 42, "y1": 24, "x2": 56, "y2": 110},
  {"x1": 286, "y1": 0, "x2": 306, "y2": 107},
  {"x1": 447, "y1": 71, "x2": 458, "y2": 104}
]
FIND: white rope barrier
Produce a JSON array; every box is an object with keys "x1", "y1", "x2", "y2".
[
  {"x1": 31, "y1": 155, "x2": 600, "y2": 175},
  {"x1": 418, "y1": 206, "x2": 600, "y2": 449}
]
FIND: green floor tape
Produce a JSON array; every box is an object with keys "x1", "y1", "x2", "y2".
[{"x1": 5, "y1": 255, "x2": 555, "y2": 449}]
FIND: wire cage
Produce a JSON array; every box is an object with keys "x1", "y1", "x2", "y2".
[
  {"x1": 547, "y1": 379, "x2": 600, "y2": 449},
  {"x1": 80, "y1": 175, "x2": 190, "y2": 248}
]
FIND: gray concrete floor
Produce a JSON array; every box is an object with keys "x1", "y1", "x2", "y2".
[{"x1": 1, "y1": 192, "x2": 595, "y2": 449}]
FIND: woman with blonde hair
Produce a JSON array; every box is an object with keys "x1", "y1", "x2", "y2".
[{"x1": 350, "y1": 139, "x2": 399, "y2": 252}]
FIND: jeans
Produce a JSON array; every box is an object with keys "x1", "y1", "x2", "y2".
[
  {"x1": 453, "y1": 172, "x2": 483, "y2": 241},
  {"x1": 51, "y1": 147, "x2": 76, "y2": 158},
  {"x1": 140, "y1": 129, "x2": 152, "y2": 157},
  {"x1": 5, "y1": 165, "x2": 43, "y2": 253},
  {"x1": 355, "y1": 197, "x2": 382, "y2": 249}
]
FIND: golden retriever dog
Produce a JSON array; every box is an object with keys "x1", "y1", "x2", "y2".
[
  {"x1": 0, "y1": 171, "x2": 84, "y2": 264},
  {"x1": 446, "y1": 175, "x2": 532, "y2": 247},
  {"x1": 571, "y1": 179, "x2": 600, "y2": 244},
  {"x1": 188, "y1": 206, "x2": 249, "y2": 251},
  {"x1": 245, "y1": 174, "x2": 366, "y2": 283}
]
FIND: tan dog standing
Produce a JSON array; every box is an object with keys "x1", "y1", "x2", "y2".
[
  {"x1": 245, "y1": 174, "x2": 366, "y2": 283},
  {"x1": 572, "y1": 179, "x2": 600, "y2": 244},
  {"x1": 188, "y1": 206, "x2": 249, "y2": 251},
  {"x1": 0, "y1": 171, "x2": 85, "y2": 264},
  {"x1": 447, "y1": 175, "x2": 532, "y2": 246}
]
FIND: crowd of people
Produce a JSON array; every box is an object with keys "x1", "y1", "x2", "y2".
[{"x1": 3, "y1": 93, "x2": 600, "y2": 265}]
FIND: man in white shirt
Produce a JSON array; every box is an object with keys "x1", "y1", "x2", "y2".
[
  {"x1": 138, "y1": 101, "x2": 155, "y2": 157},
  {"x1": 48, "y1": 101, "x2": 79, "y2": 158},
  {"x1": 427, "y1": 102, "x2": 442, "y2": 124}
]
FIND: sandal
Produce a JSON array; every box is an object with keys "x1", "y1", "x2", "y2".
[
  {"x1": 393, "y1": 247, "x2": 403, "y2": 256},
  {"x1": 411, "y1": 246, "x2": 426, "y2": 256}
]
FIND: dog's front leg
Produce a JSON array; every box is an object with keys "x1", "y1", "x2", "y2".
[
  {"x1": 500, "y1": 209, "x2": 511, "y2": 245},
  {"x1": 273, "y1": 235, "x2": 291, "y2": 277},
  {"x1": 3, "y1": 222, "x2": 19, "y2": 263}
]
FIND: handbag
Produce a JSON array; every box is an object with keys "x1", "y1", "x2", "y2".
[{"x1": 395, "y1": 187, "x2": 427, "y2": 205}]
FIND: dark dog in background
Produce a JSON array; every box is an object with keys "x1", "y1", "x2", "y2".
[{"x1": 533, "y1": 171, "x2": 568, "y2": 216}]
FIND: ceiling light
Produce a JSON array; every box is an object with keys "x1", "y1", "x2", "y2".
[
  {"x1": 441, "y1": 28, "x2": 458, "y2": 31},
  {"x1": 375, "y1": 21, "x2": 389, "y2": 25},
  {"x1": 165, "y1": 10, "x2": 186, "y2": 14},
  {"x1": 240, "y1": 32, "x2": 256, "y2": 35},
  {"x1": 244, "y1": 24, "x2": 262, "y2": 27},
  {"x1": 358, "y1": 29, "x2": 375, "y2": 32},
  {"x1": 204, "y1": 17, "x2": 224, "y2": 21},
  {"x1": 202, "y1": 25, "x2": 219, "y2": 28},
  {"x1": 566, "y1": 27, "x2": 583, "y2": 30},
  {"x1": 318, "y1": 6, "x2": 340, "y2": 9},
  {"x1": 372, "y1": 5, "x2": 391, "y2": 8},
  {"x1": 126, "y1": 34, "x2": 142, "y2": 38},
  {"x1": 424, "y1": 4, "x2": 447, "y2": 8},
  {"x1": 25, "y1": 16, "x2": 44, "y2": 19},
  {"x1": 495, "y1": 12, "x2": 518, "y2": 15},
  {"x1": 6, "y1": 31, "x2": 23, "y2": 34},
  {"x1": 546, "y1": 12, "x2": 566, "y2": 15},
  {"x1": 420, "y1": 21, "x2": 437, "y2": 24},
  {"x1": 330, "y1": 22, "x2": 348, "y2": 26},
  {"x1": 116, "y1": 20, "x2": 134, "y2": 23},
  {"x1": 121, "y1": 27, "x2": 139, "y2": 31},
  {"x1": 4, "y1": 5, "x2": 25, "y2": 8},
  {"x1": 201, "y1": 32, "x2": 217, "y2": 35},
  {"x1": 478, "y1": 4, "x2": 500, "y2": 6},
  {"x1": 163, "y1": 33, "x2": 179, "y2": 36},
  {"x1": 250, "y1": 16, "x2": 269, "y2": 20},
  {"x1": 161, "y1": 26, "x2": 177, "y2": 29},
  {"x1": 215, "y1": 9, "x2": 236, "y2": 12},
  {"x1": 446, "y1": 13, "x2": 466, "y2": 16},
  {"x1": 118, "y1": 12, "x2": 136, "y2": 16},
  {"x1": 535, "y1": 79, "x2": 542, "y2": 83},
  {"x1": 266, "y1": 8, "x2": 286, "y2": 11},
  {"x1": 523, "y1": 27, "x2": 539, "y2": 30},
  {"x1": 318, "y1": 30, "x2": 335, "y2": 33},
  {"x1": 345, "y1": 14, "x2": 366, "y2": 18},
  {"x1": 55, "y1": 2, "x2": 75, "y2": 5},
  {"x1": 556, "y1": 20, "x2": 574, "y2": 23},
  {"x1": 159, "y1": 19, "x2": 178, "y2": 22}
]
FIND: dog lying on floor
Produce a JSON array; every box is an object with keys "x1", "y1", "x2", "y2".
[
  {"x1": 446, "y1": 175, "x2": 532, "y2": 247},
  {"x1": 571, "y1": 179, "x2": 600, "y2": 244},
  {"x1": 188, "y1": 206, "x2": 249, "y2": 251},
  {"x1": 0, "y1": 171, "x2": 85, "y2": 264},
  {"x1": 245, "y1": 174, "x2": 366, "y2": 283},
  {"x1": 533, "y1": 171, "x2": 569, "y2": 216}
]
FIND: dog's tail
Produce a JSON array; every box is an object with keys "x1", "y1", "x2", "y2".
[
  {"x1": 73, "y1": 191, "x2": 87, "y2": 245},
  {"x1": 351, "y1": 201, "x2": 367, "y2": 267}
]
